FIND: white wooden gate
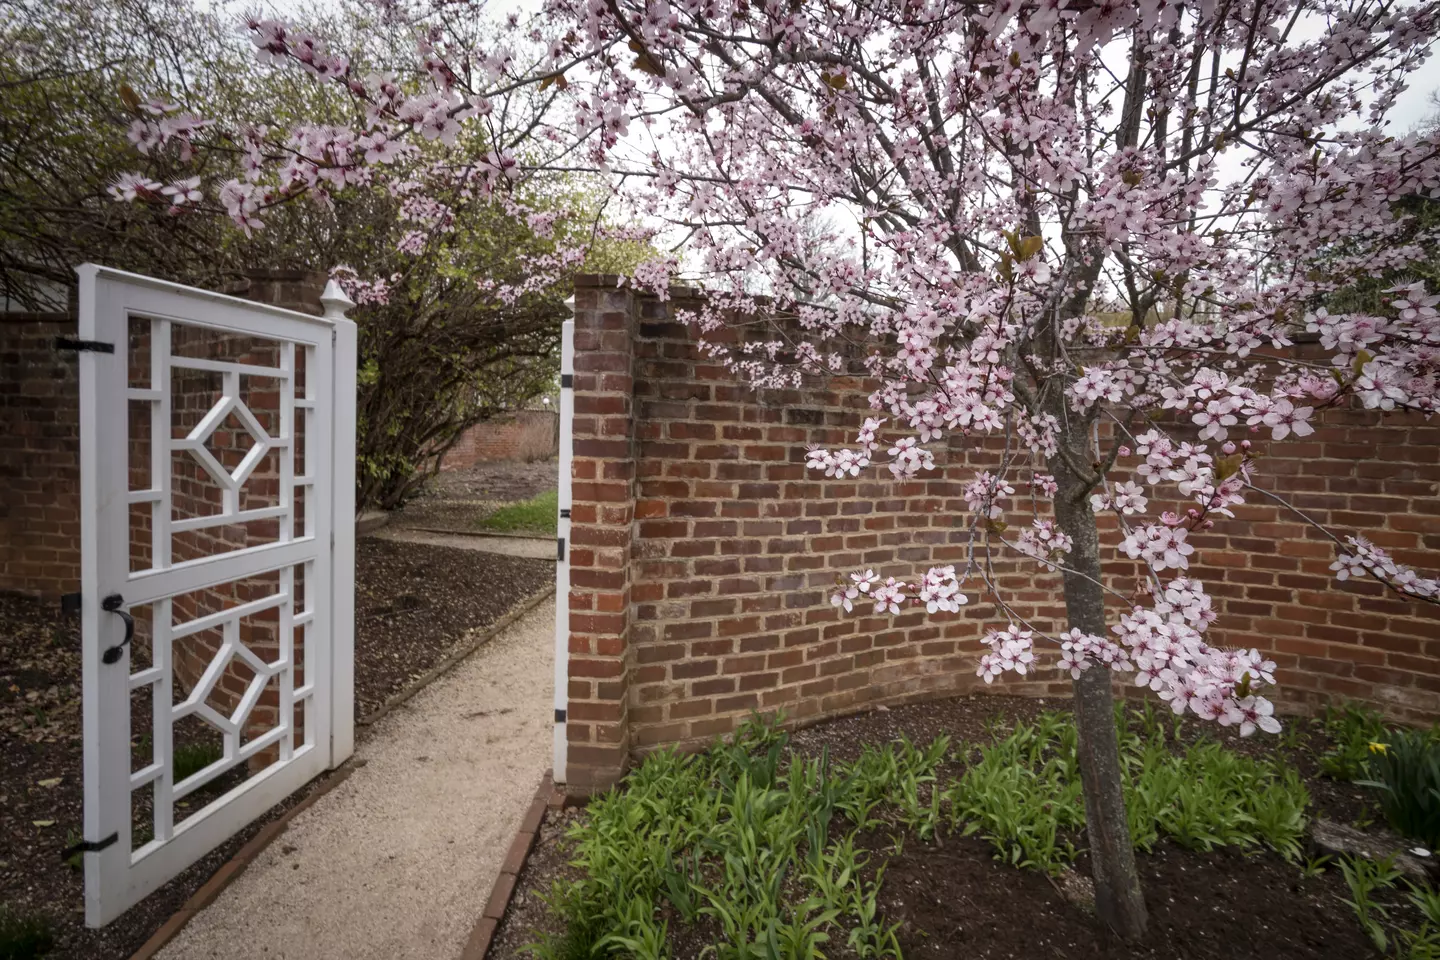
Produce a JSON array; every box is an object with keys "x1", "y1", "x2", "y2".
[{"x1": 74, "y1": 265, "x2": 357, "y2": 927}]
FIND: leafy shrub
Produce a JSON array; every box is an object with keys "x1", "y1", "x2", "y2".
[
  {"x1": 1319, "y1": 701, "x2": 1390, "y2": 781},
  {"x1": 1360, "y1": 728, "x2": 1440, "y2": 850},
  {"x1": 0, "y1": 906, "x2": 54, "y2": 960}
]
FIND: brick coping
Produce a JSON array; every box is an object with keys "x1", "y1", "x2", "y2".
[
  {"x1": 128, "y1": 583, "x2": 557, "y2": 959},
  {"x1": 461, "y1": 769, "x2": 570, "y2": 960}
]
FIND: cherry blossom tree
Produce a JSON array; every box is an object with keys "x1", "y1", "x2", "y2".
[
  {"x1": 107, "y1": 0, "x2": 1440, "y2": 940},
  {"x1": 535, "y1": 0, "x2": 1440, "y2": 936}
]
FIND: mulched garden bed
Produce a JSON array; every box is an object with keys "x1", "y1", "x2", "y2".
[
  {"x1": 354, "y1": 538, "x2": 552, "y2": 717},
  {"x1": 0, "y1": 540, "x2": 552, "y2": 960},
  {"x1": 489, "y1": 694, "x2": 1414, "y2": 960}
]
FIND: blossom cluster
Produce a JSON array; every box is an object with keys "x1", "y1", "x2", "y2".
[{"x1": 831, "y1": 566, "x2": 967, "y2": 616}]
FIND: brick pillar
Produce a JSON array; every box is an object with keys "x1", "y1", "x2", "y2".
[{"x1": 565, "y1": 279, "x2": 639, "y2": 793}]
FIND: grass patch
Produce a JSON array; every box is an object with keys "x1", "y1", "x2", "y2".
[
  {"x1": 475, "y1": 490, "x2": 558, "y2": 535},
  {"x1": 528, "y1": 707, "x2": 1314, "y2": 959},
  {"x1": 0, "y1": 905, "x2": 55, "y2": 960},
  {"x1": 173, "y1": 741, "x2": 224, "y2": 783}
]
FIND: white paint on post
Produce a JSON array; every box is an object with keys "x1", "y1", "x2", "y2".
[
  {"x1": 323, "y1": 279, "x2": 358, "y2": 768},
  {"x1": 76, "y1": 263, "x2": 128, "y2": 928},
  {"x1": 553, "y1": 310, "x2": 575, "y2": 784}
]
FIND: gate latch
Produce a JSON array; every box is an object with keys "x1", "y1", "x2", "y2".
[{"x1": 100, "y1": 594, "x2": 134, "y2": 664}]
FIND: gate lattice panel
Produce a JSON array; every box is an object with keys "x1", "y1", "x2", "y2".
[{"x1": 76, "y1": 265, "x2": 356, "y2": 927}]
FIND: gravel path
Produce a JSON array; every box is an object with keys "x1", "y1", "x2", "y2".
[
  {"x1": 156, "y1": 602, "x2": 556, "y2": 960},
  {"x1": 371, "y1": 527, "x2": 557, "y2": 560}
]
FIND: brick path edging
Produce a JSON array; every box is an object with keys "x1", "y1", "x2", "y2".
[
  {"x1": 461, "y1": 769, "x2": 569, "y2": 960},
  {"x1": 127, "y1": 760, "x2": 364, "y2": 960}
]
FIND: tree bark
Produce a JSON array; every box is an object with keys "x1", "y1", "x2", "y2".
[{"x1": 1052, "y1": 480, "x2": 1149, "y2": 939}]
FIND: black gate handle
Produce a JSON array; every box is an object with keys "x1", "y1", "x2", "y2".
[{"x1": 100, "y1": 594, "x2": 133, "y2": 664}]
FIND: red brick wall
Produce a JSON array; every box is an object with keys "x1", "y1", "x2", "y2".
[
  {"x1": 563, "y1": 276, "x2": 1440, "y2": 792},
  {"x1": 442, "y1": 409, "x2": 557, "y2": 470},
  {"x1": 0, "y1": 315, "x2": 82, "y2": 600}
]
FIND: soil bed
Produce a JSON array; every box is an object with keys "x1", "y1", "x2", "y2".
[
  {"x1": 490, "y1": 693, "x2": 1404, "y2": 960},
  {"x1": 0, "y1": 540, "x2": 551, "y2": 960},
  {"x1": 354, "y1": 538, "x2": 552, "y2": 717}
]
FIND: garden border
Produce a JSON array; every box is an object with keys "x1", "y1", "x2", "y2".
[
  {"x1": 125, "y1": 582, "x2": 557, "y2": 960},
  {"x1": 461, "y1": 768, "x2": 570, "y2": 960},
  {"x1": 403, "y1": 525, "x2": 559, "y2": 543}
]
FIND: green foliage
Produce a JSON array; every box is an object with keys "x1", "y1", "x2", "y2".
[
  {"x1": 526, "y1": 714, "x2": 912, "y2": 960},
  {"x1": 63, "y1": 830, "x2": 82, "y2": 872},
  {"x1": 942, "y1": 709, "x2": 1310, "y2": 875},
  {"x1": 1359, "y1": 728, "x2": 1440, "y2": 850},
  {"x1": 533, "y1": 708, "x2": 1320, "y2": 957},
  {"x1": 1333, "y1": 857, "x2": 1440, "y2": 958},
  {"x1": 945, "y1": 712, "x2": 1084, "y2": 874},
  {"x1": 172, "y1": 741, "x2": 224, "y2": 783},
  {"x1": 1340, "y1": 854, "x2": 1403, "y2": 953},
  {"x1": 475, "y1": 490, "x2": 560, "y2": 535},
  {"x1": 1319, "y1": 701, "x2": 1391, "y2": 781},
  {"x1": 0, "y1": 905, "x2": 54, "y2": 960},
  {"x1": 1396, "y1": 878, "x2": 1440, "y2": 960}
]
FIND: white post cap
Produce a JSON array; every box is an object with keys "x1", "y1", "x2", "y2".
[{"x1": 321, "y1": 278, "x2": 356, "y2": 320}]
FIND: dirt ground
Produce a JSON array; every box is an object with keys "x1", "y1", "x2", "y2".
[
  {"x1": 354, "y1": 538, "x2": 551, "y2": 717},
  {"x1": 390, "y1": 460, "x2": 558, "y2": 532},
  {"x1": 489, "y1": 693, "x2": 1397, "y2": 960},
  {"x1": 0, "y1": 540, "x2": 552, "y2": 960}
]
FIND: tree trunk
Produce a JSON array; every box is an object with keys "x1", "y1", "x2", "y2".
[{"x1": 1053, "y1": 477, "x2": 1149, "y2": 939}]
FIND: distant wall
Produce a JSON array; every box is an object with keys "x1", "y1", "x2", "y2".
[
  {"x1": 443, "y1": 409, "x2": 558, "y2": 469},
  {"x1": 561, "y1": 276, "x2": 1440, "y2": 794}
]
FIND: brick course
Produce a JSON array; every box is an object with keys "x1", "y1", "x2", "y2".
[{"x1": 563, "y1": 276, "x2": 1440, "y2": 792}]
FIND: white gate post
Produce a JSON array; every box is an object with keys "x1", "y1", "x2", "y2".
[
  {"x1": 323, "y1": 279, "x2": 358, "y2": 768},
  {"x1": 553, "y1": 308, "x2": 575, "y2": 784}
]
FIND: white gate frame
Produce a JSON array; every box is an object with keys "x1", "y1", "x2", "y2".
[
  {"x1": 552, "y1": 310, "x2": 574, "y2": 784},
  {"x1": 75, "y1": 264, "x2": 356, "y2": 926}
]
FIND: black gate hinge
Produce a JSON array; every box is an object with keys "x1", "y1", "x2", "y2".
[
  {"x1": 60, "y1": 592, "x2": 82, "y2": 616},
  {"x1": 557, "y1": 537, "x2": 566, "y2": 562},
  {"x1": 560, "y1": 373, "x2": 573, "y2": 388},
  {"x1": 554, "y1": 709, "x2": 567, "y2": 723},
  {"x1": 61, "y1": 832, "x2": 118, "y2": 859},
  {"x1": 54, "y1": 337, "x2": 115, "y2": 354}
]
